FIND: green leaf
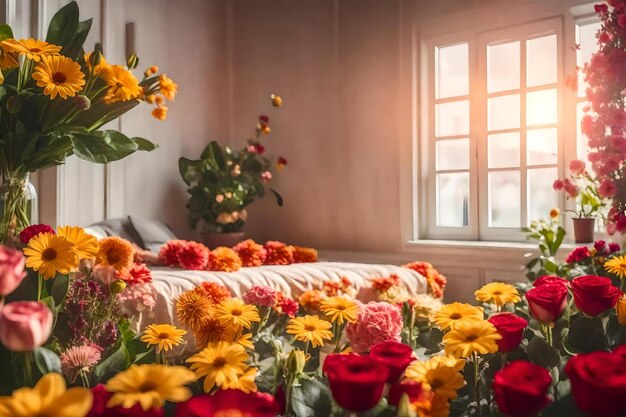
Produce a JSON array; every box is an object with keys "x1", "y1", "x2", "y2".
[
  {"x1": 48, "y1": 275, "x2": 69, "y2": 311},
  {"x1": 93, "y1": 348, "x2": 127, "y2": 382},
  {"x1": 132, "y1": 137, "x2": 158, "y2": 152},
  {"x1": 290, "y1": 379, "x2": 332, "y2": 417},
  {"x1": 269, "y1": 187, "x2": 284, "y2": 206},
  {"x1": 526, "y1": 337, "x2": 560, "y2": 368},
  {"x1": 567, "y1": 316, "x2": 608, "y2": 353},
  {"x1": 34, "y1": 347, "x2": 61, "y2": 374},
  {"x1": 45, "y1": 1, "x2": 79, "y2": 48},
  {"x1": 71, "y1": 129, "x2": 139, "y2": 163},
  {"x1": 201, "y1": 142, "x2": 226, "y2": 170},
  {"x1": 62, "y1": 18, "x2": 93, "y2": 59},
  {"x1": 0, "y1": 24, "x2": 13, "y2": 41}
]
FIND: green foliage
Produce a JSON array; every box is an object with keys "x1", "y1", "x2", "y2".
[{"x1": 523, "y1": 216, "x2": 566, "y2": 281}]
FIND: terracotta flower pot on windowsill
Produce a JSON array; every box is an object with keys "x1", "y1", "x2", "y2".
[
  {"x1": 200, "y1": 231, "x2": 246, "y2": 249},
  {"x1": 573, "y1": 218, "x2": 595, "y2": 244}
]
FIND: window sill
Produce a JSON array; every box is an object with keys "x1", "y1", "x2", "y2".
[{"x1": 406, "y1": 239, "x2": 576, "y2": 251}]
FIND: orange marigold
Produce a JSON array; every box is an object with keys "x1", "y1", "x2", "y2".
[
  {"x1": 371, "y1": 274, "x2": 400, "y2": 292},
  {"x1": 159, "y1": 239, "x2": 188, "y2": 266},
  {"x1": 264, "y1": 241, "x2": 294, "y2": 265},
  {"x1": 178, "y1": 241, "x2": 210, "y2": 270},
  {"x1": 322, "y1": 277, "x2": 352, "y2": 297},
  {"x1": 176, "y1": 288, "x2": 214, "y2": 332},
  {"x1": 233, "y1": 239, "x2": 267, "y2": 267},
  {"x1": 207, "y1": 247, "x2": 242, "y2": 272},
  {"x1": 292, "y1": 246, "x2": 318, "y2": 263},
  {"x1": 403, "y1": 262, "x2": 447, "y2": 299},
  {"x1": 197, "y1": 281, "x2": 231, "y2": 304},
  {"x1": 298, "y1": 290, "x2": 324, "y2": 313}
]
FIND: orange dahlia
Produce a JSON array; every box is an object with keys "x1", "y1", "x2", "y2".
[
  {"x1": 159, "y1": 240, "x2": 187, "y2": 267},
  {"x1": 177, "y1": 241, "x2": 209, "y2": 270},
  {"x1": 232, "y1": 239, "x2": 267, "y2": 267},
  {"x1": 97, "y1": 236, "x2": 135, "y2": 273},
  {"x1": 292, "y1": 246, "x2": 318, "y2": 263},
  {"x1": 264, "y1": 241, "x2": 294, "y2": 265},
  {"x1": 197, "y1": 281, "x2": 231, "y2": 304},
  {"x1": 176, "y1": 288, "x2": 214, "y2": 332},
  {"x1": 207, "y1": 247, "x2": 242, "y2": 272}
]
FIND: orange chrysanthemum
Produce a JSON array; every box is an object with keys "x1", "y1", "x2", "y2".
[
  {"x1": 292, "y1": 246, "x2": 318, "y2": 263},
  {"x1": 264, "y1": 241, "x2": 294, "y2": 265},
  {"x1": 404, "y1": 262, "x2": 447, "y2": 299},
  {"x1": 193, "y1": 318, "x2": 230, "y2": 349},
  {"x1": 159, "y1": 240, "x2": 187, "y2": 266},
  {"x1": 322, "y1": 277, "x2": 352, "y2": 297},
  {"x1": 97, "y1": 236, "x2": 135, "y2": 273},
  {"x1": 232, "y1": 239, "x2": 267, "y2": 267},
  {"x1": 176, "y1": 289, "x2": 215, "y2": 332},
  {"x1": 371, "y1": 274, "x2": 400, "y2": 292},
  {"x1": 177, "y1": 241, "x2": 209, "y2": 270},
  {"x1": 207, "y1": 247, "x2": 242, "y2": 272},
  {"x1": 158, "y1": 74, "x2": 178, "y2": 100},
  {"x1": 298, "y1": 290, "x2": 324, "y2": 313},
  {"x1": 197, "y1": 282, "x2": 231, "y2": 304}
]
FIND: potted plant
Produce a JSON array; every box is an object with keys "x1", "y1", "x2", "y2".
[
  {"x1": 179, "y1": 104, "x2": 286, "y2": 248},
  {"x1": 554, "y1": 159, "x2": 608, "y2": 243}
]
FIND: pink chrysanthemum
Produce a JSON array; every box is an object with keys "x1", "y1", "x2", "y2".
[
  {"x1": 233, "y1": 239, "x2": 267, "y2": 267},
  {"x1": 242, "y1": 285, "x2": 277, "y2": 307},
  {"x1": 118, "y1": 262, "x2": 152, "y2": 285},
  {"x1": 292, "y1": 246, "x2": 318, "y2": 263},
  {"x1": 19, "y1": 224, "x2": 55, "y2": 244},
  {"x1": 158, "y1": 239, "x2": 188, "y2": 266},
  {"x1": 207, "y1": 247, "x2": 242, "y2": 272},
  {"x1": 264, "y1": 241, "x2": 294, "y2": 265},
  {"x1": 177, "y1": 241, "x2": 210, "y2": 270},
  {"x1": 275, "y1": 292, "x2": 299, "y2": 318},
  {"x1": 345, "y1": 302, "x2": 402, "y2": 354},
  {"x1": 60, "y1": 345, "x2": 101, "y2": 383}
]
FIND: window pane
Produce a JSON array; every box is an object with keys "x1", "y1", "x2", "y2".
[
  {"x1": 527, "y1": 128, "x2": 557, "y2": 165},
  {"x1": 488, "y1": 132, "x2": 520, "y2": 168},
  {"x1": 527, "y1": 89, "x2": 557, "y2": 126},
  {"x1": 488, "y1": 41, "x2": 520, "y2": 93},
  {"x1": 488, "y1": 170, "x2": 520, "y2": 228},
  {"x1": 437, "y1": 172, "x2": 469, "y2": 227},
  {"x1": 577, "y1": 102, "x2": 592, "y2": 161},
  {"x1": 488, "y1": 94, "x2": 520, "y2": 131},
  {"x1": 527, "y1": 35, "x2": 557, "y2": 87},
  {"x1": 436, "y1": 139, "x2": 470, "y2": 170},
  {"x1": 528, "y1": 167, "x2": 558, "y2": 223},
  {"x1": 577, "y1": 22, "x2": 601, "y2": 97},
  {"x1": 436, "y1": 43, "x2": 469, "y2": 99},
  {"x1": 436, "y1": 100, "x2": 469, "y2": 137}
]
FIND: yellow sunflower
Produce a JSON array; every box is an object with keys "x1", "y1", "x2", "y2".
[
  {"x1": 2, "y1": 38, "x2": 61, "y2": 62},
  {"x1": 443, "y1": 320, "x2": 501, "y2": 358},
  {"x1": 103, "y1": 65, "x2": 142, "y2": 103},
  {"x1": 433, "y1": 302, "x2": 484, "y2": 330},
  {"x1": 404, "y1": 359, "x2": 466, "y2": 400},
  {"x1": 319, "y1": 296, "x2": 359, "y2": 324},
  {"x1": 605, "y1": 255, "x2": 626, "y2": 279},
  {"x1": 24, "y1": 232, "x2": 78, "y2": 279},
  {"x1": 141, "y1": 324, "x2": 187, "y2": 353},
  {"x1": 214, "y1": 298, "x2": 260, "y2": 330},
  {"x1": 0, "y1": 44, "x2": 18, "y2": 70},
  {"x1": 57, "y1": 226, "x2": 99, "y2": 260},
  {"x1": 0, "y1": 373, "x2": 92, "y2": 417},
  {"x1": 222, "y1": 367, "x2": 258, "y2": 393},
  {"x1": 474, "y1": 282, "x2": 521, "y2": 308},
  {"x1": 97, "y1": 236, "x2": 135, "y2": 272},
  {"x1": 32, "y1": 55, "x2": 85, "y2": 99},
  {"x1": 286, "y1": 315, "x2": 333, "y2": 348},
  {"x1": 105, "y1": 364, "x2": 195, "y2": 411},
  {"x1": 176, "y1": 289, "x2": 215, "y2": 332},
  {"x1": 159, "y1": 74, "x2": 178, "y2": 100},
  {"x1": 186, "y1": 341, "x2": 249, "y2": 393}
]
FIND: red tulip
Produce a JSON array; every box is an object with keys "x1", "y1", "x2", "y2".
[
  {"x1": 369, "y1": 341, "x2": 414, "y2": 381},
  {"x1": 0, "y1": 301, "x2": 52, "y2": 351},
  {"x1": 493, "y1": 361, "x2": 552, "y2": 417},
  {"x1": 488, "y1": 313, "x2": 528, "y2": 353},
  {"x1": 571, "y1": 275, "x2": 622, "y2": 316},
  {"x1": 525, "y1": 282, "x2": 568, "y2": 324}
]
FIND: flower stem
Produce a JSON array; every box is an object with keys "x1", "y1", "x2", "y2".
[
  {"x1": 500, "y1": 352, "x2": 508, "y2": 369},
  {"x1": 24, "y1": 351, "x2": 33, "y2": 386},
  {"x1": 37, "y1": 275, "x2": 42, "y2": 302},
  {"x1": 473, "y1": 353, "x2": 482, "y2": 417}
]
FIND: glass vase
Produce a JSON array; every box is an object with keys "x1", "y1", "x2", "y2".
[{"x1": 0, "y1": 173, "x2": 38, "y2": 245}]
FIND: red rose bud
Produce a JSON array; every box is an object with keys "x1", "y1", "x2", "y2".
[
  {"x1": 571, "y1": 275, "x2": 622, "y2": 316},
  {"x1": 487, "y1": 313, "x2": 528, "y2": 353},
  {"x1": 174, "y1": 390, "x2": 281, "y2": 417},
  {"x1": 369, "y1": 341, "x2": 414, "y2": 382},
  {"x1": 533, "y1": 275, "x2": 569, "y2": 287},
  {"x1": 324, "y1": 354, "x2": 389, "y2": 412},
  {"x1": 525, "y1": 282, "x2": 568, "y2": 324},
  {"x1": 387, "y1": 380, "x2": 423, "y2": 407},
  {"x1": 565, "y1": 351, "x2": 626, "y2": 417},
  {"x1": 493, "y1": 361, "x2": 552, "y2": 417}
]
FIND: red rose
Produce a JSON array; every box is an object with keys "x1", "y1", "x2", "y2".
[
  {"x1": 174, "y1": 390, "x2": 281, "y2": 417},
  {"x1": 533, "y1": 275, "x2": 569, "y2": 287},
  {"x1": 369, "y1": 341, "x2": 414, "y2": 382},
  {"x1": 88, "y1": 385, "x2": 165, "y2": 417},
  {"x1": 565, "y1": 351, "x2": 626, "y2": 417},
  {"x1": 324, "y1": 354, "x2": 389, "y2": 412},
  {"x1": 487, "y1": 313, "x2": 528, "y2": 353},
  {"x1": 493, "y1": 361, "x2": 552, "y2": 417},
  {"x1": 571, "y1": 275, "x2": 622, "y2": 316},
  {"x1": 387, "y1": 380, "x2": 423, "y2": 407},
  {"x1": 525, "y1": 283, "x2": 568, "y2": 324}
]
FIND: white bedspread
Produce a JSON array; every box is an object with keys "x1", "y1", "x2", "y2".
[{"x1": 141, "y1": 262, "x2": 428, "y2": 356}]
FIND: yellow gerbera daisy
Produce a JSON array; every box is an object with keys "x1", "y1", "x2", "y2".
[
  {"x1": 214, "y1": 298, "x2": 260, "y2": 330},
  {"x1": 443, "y1": 320, "x2": 501, "y2": 358},
  {"x1": 2, "y1": 38, "x2": 61, "y2": 62},
  {"x1": 474, "y1": 282, "x2": 521, "y2": 308},
  {"x1": 32, "y1": 55, "x2": 85, "y2": 99},
  {"x1": 226, "y1": 327, "x2": 255, "y2": 350},
  {"x1": 103, "y1": 65, "x2": 141, "y2": 103},
  {"x1": 105, "y1": 364, "x2": 195, "y2": 411},
  {"x1": 177, "y1": 289, "x2": 215, "y2": 332},
  {"x1": 186, "y1": 341, "x2": 249, "y2": 393},
  {"x1": 57, "y1": 226, "x2": 99, "y2": 260},
  {"x1": 605, "y1": 255, "x2": 626, "y2": 279},
  {"x1": 141, "y1": 324, "x2": 187, "y2": 353},
  {"x1": 319, "y1": 296, "x2": 359, "y2": 324},
  {"x1": 159, "y1": 74, "x2": 178, "y2": 100},
  {"x1": 286, "y1": 315, "x2": 333, "y2": 348},
  {"x1": 404, "y1": 359, "x2": 466, "y2": 400},
  {"x1": 24, "y1": 232, "x2": 78, "y2": 279},
  {"x1": 0, "y1": 373, "x2": 92, "y2": 417},
  {"x1": 433, "y1": 302, "x2": 484, "y2": 330},
  {"x1": 222, "y1": 367, "x2": 258, "y2": 393},
  {"x1": 0, "y1": 44, "x2": 18, "y2": 70},
  {"x1": 97, "y1": 236, "x2": 135, "y2": 272}
]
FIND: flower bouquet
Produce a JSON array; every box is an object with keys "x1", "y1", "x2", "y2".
[{"x1": 0, "y1": 1, "x2": 178, "y2": 244}]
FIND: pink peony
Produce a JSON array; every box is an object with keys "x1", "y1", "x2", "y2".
[
  {"x1": 158, "y1": 240, "x2": 188, "y2": 267},
  {"x1": 19, "y1": 224, "x2": 55, "y2": 244},
  {"x1": 598, "y1": 179, "x2": 617, "y2": 198},
  {"x1": 569, "y1": 159, "x2": 586, "y2": 175},
  {"x1": 345, "y1": 302, "x2": 402, "y2": 354},
  {"x1": 61, "y1": 345, "x2": 102, "y2": 383},
  {"x1": 0, "y1": 301, "x2": 53, "y2": 351},
  {"x1": 177, "y1": 241, "x2": 209, "y2": 270},
  {"x1": 0, "y1": 245, "x2": 26, "y2": 296},
  {"x1": 242, "y1": 285, "x2": 277, "y2": 307},
  {"x1": 117, "y1": 283, "x2": 157, "y2": 315}
]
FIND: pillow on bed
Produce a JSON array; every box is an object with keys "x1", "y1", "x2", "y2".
[
  {"x1": 128, "y1": 216, "x2": 177, "y2": 253},
  {"x1": 87, "y1": 217, "x2": 143, "y2": 245}
]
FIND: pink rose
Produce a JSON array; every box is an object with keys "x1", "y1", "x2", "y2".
[
  {"x1": 0, "y1": 301, "x2": 53, "y2": 351},
  {"x1": 0, "y1": 245, "x2": 26, "y2": 296}
]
